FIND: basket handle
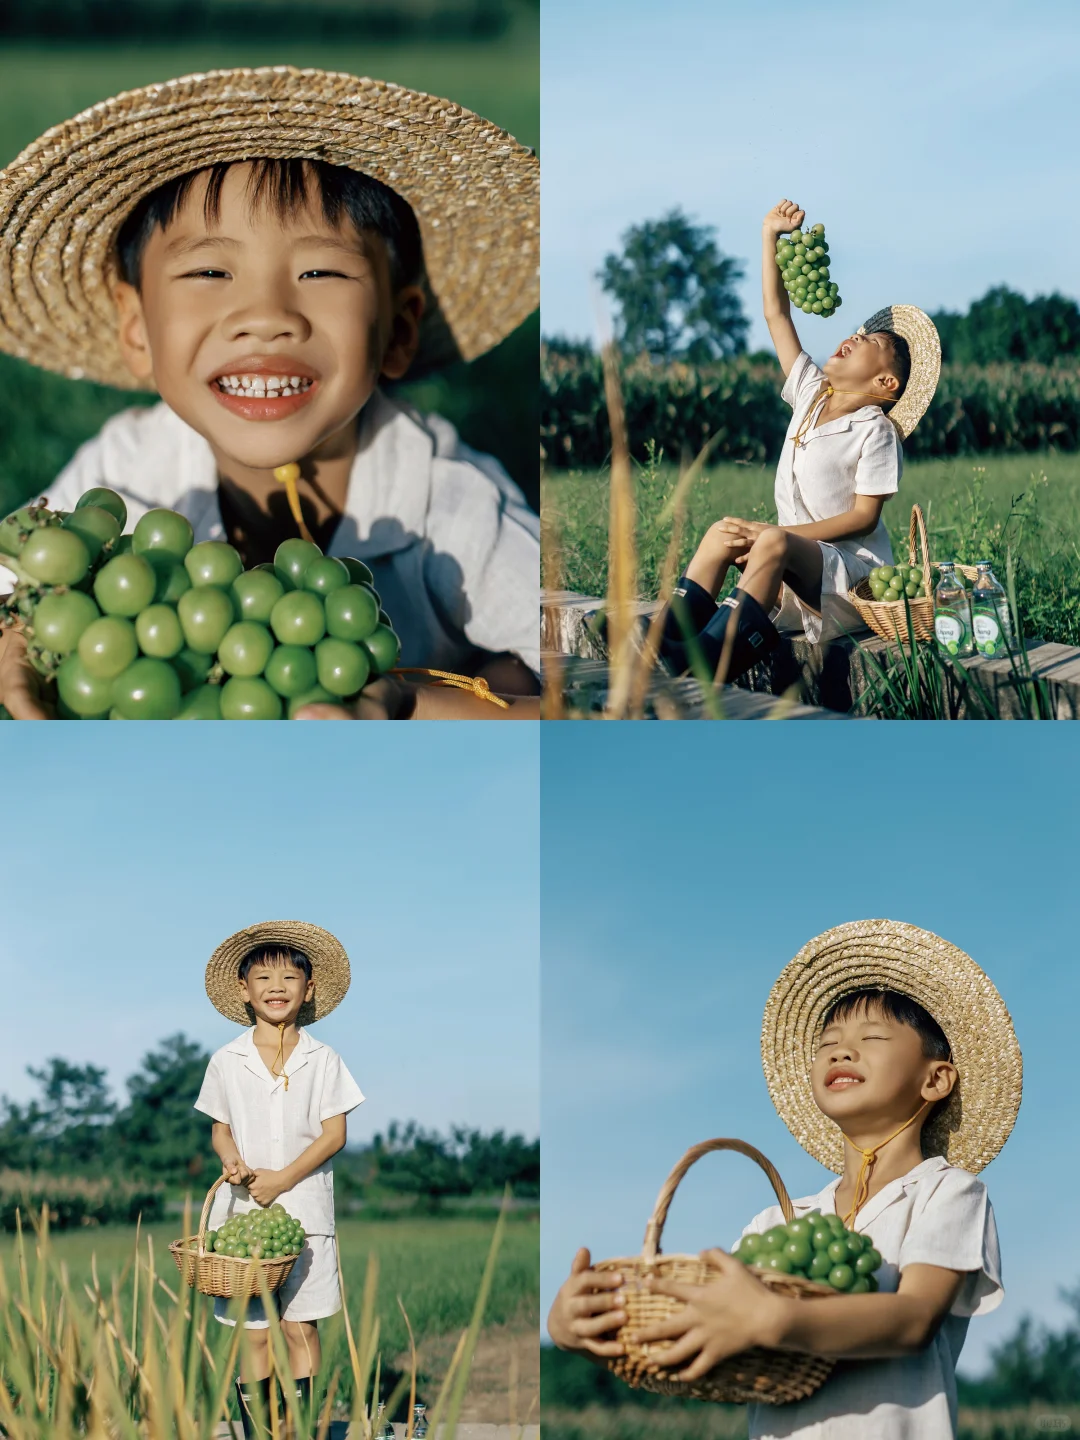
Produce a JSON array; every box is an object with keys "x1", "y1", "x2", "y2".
[
  {"x1": 196, "y1": 1173, "x2": 233, "y2": 1257},
  {"x1": 641, "y1": 1138, "x2": 795, "y2": 1263},
  {"x1": 907, "y1": 503, "x2": 930, "y2": 586}
]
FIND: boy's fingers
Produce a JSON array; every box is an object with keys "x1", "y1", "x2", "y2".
[
  {"x1": 292, "y1": 702, "x2": 353, "y2": 720},
  {"x1": 573, "y1": 1309, "x2": 626, "y2": 1337},
  {"x1": 677, "y1": 1348, "x2": 720, "y2": 1382},
  {"x1": 632, "y1": 1312, "x2": 695, "y2": 1343},
  {"x1": 584, "y1": 1339, "x2": 626, "y2": 1358},
  {"x1": 570, "y1": 1248, "x2": 594, "y2": 1274},
  {"x1": 572, "y1": 1291, "x2": 626, "y2": 1317},
  {"x1": 641, "y1": 1332, "x2": 703, "y2": 1368},
  {"x1": 645, "y1": 1277, "x2": 697, "y2": 1303}
]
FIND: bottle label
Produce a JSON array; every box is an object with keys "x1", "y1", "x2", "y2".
[
  {"x1": 973, "y1": 608, "x2": 1003, "y2": 654},
  {"x1": 934, "y1": 612, "x2": 967, "y2": 654}
]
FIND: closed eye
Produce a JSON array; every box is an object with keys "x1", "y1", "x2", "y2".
[
  {"x1": 181, "y1": 268, "x2": 231, "y2": 280},
  {"x1": 300, "y1": 269, "x2": 354, "y2": 280}
]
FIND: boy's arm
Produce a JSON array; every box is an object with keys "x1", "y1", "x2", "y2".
[
  {"x1": 635, "y1": 1250, "x2": 966, "y2": 1380},
  {"x1": 212, "y1": 1122, "x2": 254, "y2": 1185},
  {"x1": 715, "y1": 494, "x2": 887, "y2": 550},
  {"x1": 762, "y1": 200, "x2": 805, "y2": 378},
  {"x1": 246, "y1": 1113, "x2": 347, "y2": 1207}
]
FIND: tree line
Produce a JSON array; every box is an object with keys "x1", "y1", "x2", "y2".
[
  {"x1": 575, "y1": 208, "x2": 1080, "y2": 367},
  {"x1": 0, "y1": 1036, "x2": 538, "y2": 1204}
]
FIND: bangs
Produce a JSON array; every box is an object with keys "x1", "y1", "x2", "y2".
[{"x1": 822, "y1": 987, "x2": 950, "y2": 1061}]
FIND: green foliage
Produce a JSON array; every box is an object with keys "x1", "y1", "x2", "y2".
[
  {"x1": 0, "y1": 1169, "x2": 164, "y2": 1229},
  {"x1": 541, "y1": 347, "x2": 1080, "y2": 472},
  {"x1": 543, "y1": 454, "x2": 1080, "y2": 651},
  {"x1": 933, "y1": 286, "x2": 1080, "y2": 365},
  {"x1": 0, "y1": 0, "x2": 518, "y2": 42},
  {"x1": 358, "y1": 1120, "x2": 540, "y2": 1207},
  {"x1": 115, "y1": 1034, "x2": 218, "y2": 1185},
  {"x1": 597, "y1": 210, "x2": 749, "y2": 364}
]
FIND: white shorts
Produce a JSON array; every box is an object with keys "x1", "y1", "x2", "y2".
[
  {"x1": 213, "y1": 1235, "x2": 341, "y2": 1329},
  {"x1": 775, "y1": 541, "x2": 878, "y2": 646}
]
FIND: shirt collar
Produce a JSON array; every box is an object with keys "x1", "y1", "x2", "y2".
[
  {"x1": 167, "y1": 388, "x2": 435, "y2": 560},
  {"x1": 799, "y1": 405, "x2": 885, "y2": 441},
  {"x1": 792, "y1": 1155, "x2": 951, "y2": 1231},
  {"x1": 225, "y1": 1025, "x2": 321, "y2": 1085}
]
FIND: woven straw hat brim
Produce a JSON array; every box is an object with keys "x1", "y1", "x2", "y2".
[
  {"x1": 858, "y1": 305, "x2": 941, "y2": 442},
  {"x1": 206, "y1": 920, "x2": 350, "y2": 1027},
  {"x1": 762, "y1": 919, "x2": 1021, "y2": 1176},
  {"x1": 0, "y1": 67, "x2": 539, "y2": 388}
]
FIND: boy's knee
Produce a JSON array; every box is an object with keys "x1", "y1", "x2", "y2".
[
  {"x1": 701, "y1": 522, "x2": 736, "y2": 561},
  {"x1": 750, "y1": 527, "x2": 789, "y2": 565}
]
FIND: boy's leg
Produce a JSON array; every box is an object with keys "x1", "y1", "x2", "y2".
[
  {"x1": 282, "y1": 1318, "x2": 321, "y2": 1377},
  {"x1": 735, "y1": 527, "x2": 823, "y2": 616},
  {"x1": 684, "y1": 525, "x2": 747, "y2": 599}
]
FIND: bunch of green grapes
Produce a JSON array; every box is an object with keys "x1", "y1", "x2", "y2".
[
  {"x1": 205, "y1": 1204, "x2": 306, "y2": 1260},
  {"x1": 733, "y1": 1209, "x2": 882, "y2": 1292},
  {"x1": 868, "y1": 562, "x2": 928, "y2": 603},
  {"x1": 775, "y1": 223, "x2": 841, "y2": 317},
  {"x1": 0, "y1": 488, "x2": 400, "y2": 719}
]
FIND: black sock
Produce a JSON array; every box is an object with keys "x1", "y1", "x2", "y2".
[
  {"x1": 287, "y1": 1374, "x2": 314, "y2": 1418},
  {"x1": 236, "y1": 1377, "x2": 273, "y2": 1439}
]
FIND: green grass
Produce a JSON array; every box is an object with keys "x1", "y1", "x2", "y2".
[
  {"x1": 542, "y1": 451, "x2": 1080, "y2": 648},
  {"x1": 10, "y1": 1212, "x2": 538, "y2": 1363},
  {"x1": 0, "y1": 27, "x2": 539, "y2": 512}
]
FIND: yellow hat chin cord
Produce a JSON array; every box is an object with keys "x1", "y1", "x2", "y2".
[
  {"x1": 840, "y1": 1098, "x2": 932, "y2": 1227},
  {"x1": 272, "y1": 1022, "x2": 290, "y2": 1090},
  {"x1": 271, "y1": 463, "x2": 507, "y2": 709},
  {"x1": 793, "y1": 383, "x2": 896, "y2": 448}
]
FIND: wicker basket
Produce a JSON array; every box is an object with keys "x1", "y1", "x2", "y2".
[
  {"x1": 848, "y1": 503, "x2": 934, "y2": 643},
  {"x1": 593, "y1": 1139, "x2": 836, "y2": 1406},
  {"x1": 169, "y1": 1175, "x2": 300, "y2": 1299}
]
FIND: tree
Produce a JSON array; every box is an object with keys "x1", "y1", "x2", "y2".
[
  {"x1": 933, "y1": 286, "x2": 1080, "y2": 365},
  {"x1": 0, "y1": 1058, "x2": 116, "y2": 1170},
  {"x1": 115, "y1": 1034, "x2": 213, "y2": 1185},
  {"x1": 598, "y1": 209, "x2": 748, "y2": 364}
]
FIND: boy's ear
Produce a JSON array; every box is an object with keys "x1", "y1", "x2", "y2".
[
  {"x1": 113, "y1": 281, "x2": 156, "y2": 385},
  {"x1": 876, "y1": 370, "x2": 899, "y2": 396},
  {"x1": 380, "y1": 286, "x2": 426, "y2": 383}
]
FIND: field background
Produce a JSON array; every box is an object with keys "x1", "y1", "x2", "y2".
[
  {"x1": 7, "y1": 1212, "x2": 539, "y2": 1421},
  {"x1": 543, "y1": 452, "x2": 1080, "y2": 648},
  {"x1": 0, "y1": 9, "x2": 539, "y2": 515}
]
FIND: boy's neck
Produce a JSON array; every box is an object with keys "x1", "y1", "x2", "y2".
[
  {"x1": 211, "y1": 415, "x2": 360, "y2": 565},
  {"x1": 833, "y1": 1119, "x2": 927, "y2": 1218},
  {"x1": 820, "y1": 386, "x2": 888, "y2": 422},
  {"x1": 252, "y1": 1016, "x2": 301, "y2": 1043}
]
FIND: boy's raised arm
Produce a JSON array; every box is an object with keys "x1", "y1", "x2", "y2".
[{"x1": 762, "y1": 199, "x2": 805, "y2": 377}]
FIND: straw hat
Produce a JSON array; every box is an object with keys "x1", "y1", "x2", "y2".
[
  {"x1": 206, "y1": 920, "x2": 350, "y2": 1027},
  {"x1": 857, "y1": 305, "x2": 941, "y2": 441},
  {"x1": 761, "y1": 919, "x2": 1021, "y2": 1176},
  {"x1": 0, "y1": 67, "x2": 539, "y2": 388}
]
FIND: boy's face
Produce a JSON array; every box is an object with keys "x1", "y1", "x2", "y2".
[
  {"x1": 113, "y1": 164, "x2": 424, "y2": 474},
  {"x1": 810, "y1": 1001, "x2": 956, "y2": 1133},
  {"x1": 823, "y1": 331, "x2": 901, "y2": 400},
  {"x1": 239, "y1": 958, "x2": 315, "y2": 1026}
]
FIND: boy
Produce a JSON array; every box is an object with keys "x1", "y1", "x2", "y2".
[
  {"x1": 657, "y1": 199, "x2": 940, "y2": 683},
  {"x1": 0, "y1": 67, "x2": 540, "y2": 718},
  {"x1": 548, "y1": 919, "x2": 1022, "y2": 1439},
  {"x1": 195, "y1": 920, "x2": 364, "y2": 1438}
]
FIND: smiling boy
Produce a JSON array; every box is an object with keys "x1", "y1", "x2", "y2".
[
  {"x1": 0, "y1": 68, "x2": 540, "y2": 718},
  {"x1": 657, "y1": 199, "x2": 941, "y2": 683},
  {"x1": 195, "y1": 920, "x2": 363, "y2": 1438},
  {"x1": 549, "y1": 920, "x2": 1022, "y2": 1440}
]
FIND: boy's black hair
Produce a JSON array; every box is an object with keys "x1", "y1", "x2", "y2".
[
  {"x1": 883, "y1": 331, "x2": 911, "y2": 402},
  {"x1": 821, "y1": 988, "x2": 951, "y2": 1062},
  {"x1": 238, "y1": 944, "x2": 313, "y2": 984},
  {"x1": 116, "y1": 157, "x2": 422, "y2": 292}
]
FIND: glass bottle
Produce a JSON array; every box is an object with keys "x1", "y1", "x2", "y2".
[
  {"x1": 933, "y1": 562, "x2": 974, "y2": 658},
  {"x1": 971, "y1": 561, "x2": 1014, "y2": 658}
]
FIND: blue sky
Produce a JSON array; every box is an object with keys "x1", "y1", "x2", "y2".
[
  {"x1": 541, "y1": 0, "x2": 1080, "y2": 354},
  {"x1": 1, "y1": 725, "x2": 539, "y2": 1143},
  {"x1": 541, "y1": 722, "x2": 1078, "y2": 1376}
]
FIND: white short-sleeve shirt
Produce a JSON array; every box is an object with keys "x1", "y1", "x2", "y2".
[
  {"x1": 194, "y1": 1027, "x2": 364, "y2": 1236},
  {"x1": 2, "y1": 389, "x2": 540, "y2": 675},
  {"x1": 739, "y1": 1156, "x2": 1002, "y2": 1440},
  {"x1": 773, "y1": 351, "x2": 901, "y2": 644}
]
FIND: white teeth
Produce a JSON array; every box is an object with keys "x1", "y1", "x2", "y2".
[{"x1": 215, "y1": 374, "x2": 313, "y2": 397}]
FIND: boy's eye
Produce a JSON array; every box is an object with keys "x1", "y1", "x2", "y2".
[
  {"x1": 300, "y1": 269, "x2": 350, "y2": 280},
  {"x1": 183, "y1": 268, "x2": 230, "y2": 280}
]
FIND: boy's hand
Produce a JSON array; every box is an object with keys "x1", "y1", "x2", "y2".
[
  {"x1": 0, "y1": 629, "x2": 53, "y2": 719},
  {"x1": 763, "y1": 198, "x2": 805, "y2": 238},
  {"x1": 247, "y1": 1169, "x2": 288, "y2": 1207},
  {"x1": 293, "y1": 675, "x2": 411, "y2": 721},
  {"x1": 547, "y1": 1248, "x2": 627, "y2": 1358},
  {"x1": 222, "y1": 1155, "x2": 254, "y2": 1186},
  {"x1": 632, "y1": 1248, "x2": 784, "y2": 1382}
]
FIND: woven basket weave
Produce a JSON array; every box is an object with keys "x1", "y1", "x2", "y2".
[
  {"x1": 169, "y1": 1175, "x2": 299, "y2": 1299},
  {"x1": 848, "y1": 504, "x2": 933, "y2": 643},
  {"x1": 593, "y1": 1139, "x2": 836, "y2": 1406}
]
